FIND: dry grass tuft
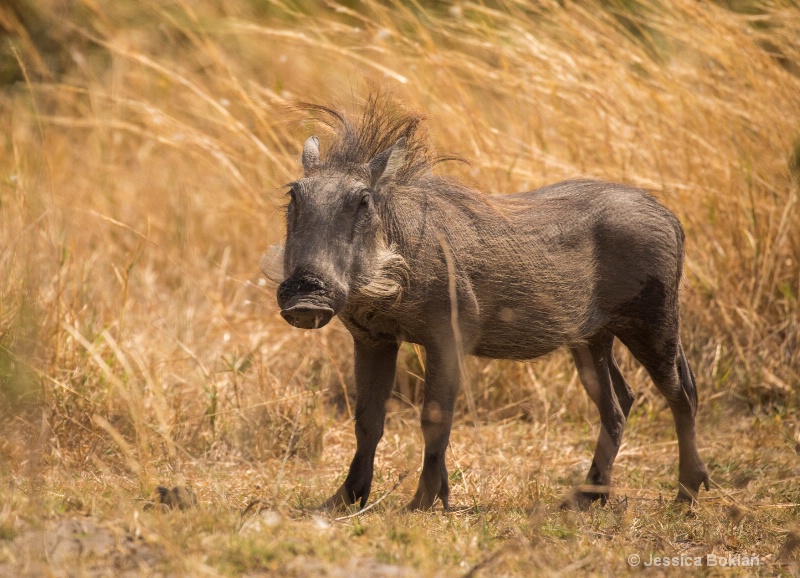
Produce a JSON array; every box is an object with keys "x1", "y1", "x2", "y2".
[{"x1": 1, "y1": 0, "x2": 799, "y2": 575}]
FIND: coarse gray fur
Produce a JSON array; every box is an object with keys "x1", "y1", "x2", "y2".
[{"x1": 266, "y1": 95, "x2": 709, "y2": 512}]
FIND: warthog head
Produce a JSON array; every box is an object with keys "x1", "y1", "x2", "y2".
[{"x1": 272, "y1": 134, "x2": 408, "y2": 329}]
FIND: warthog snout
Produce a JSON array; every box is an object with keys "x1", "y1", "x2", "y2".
[
  {"x1": 280, "y1": 304, "x2": 335, "y2": 329},
  {"x1": 277, "y1": 269, "x2": 345, "y2": 329}
]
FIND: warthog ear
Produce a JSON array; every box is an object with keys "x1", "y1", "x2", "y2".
[
  {"x1": 369, "y1": 137, "x2": 406, "y2": 189},
  {"x1": 302, "y1": 136, "x2": 321, "y2": 175}
]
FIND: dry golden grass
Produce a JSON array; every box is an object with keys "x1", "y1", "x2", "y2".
[{"x1": 1, "y1": 0, "x2": 799, "y2": 575}]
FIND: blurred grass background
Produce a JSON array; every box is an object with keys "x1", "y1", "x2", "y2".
[{"x1": 1, "y1": 0, "x2": 799, "y2": 574}]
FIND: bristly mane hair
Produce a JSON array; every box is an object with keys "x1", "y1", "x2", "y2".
[{"x1": 297, "y1": 93, "x2": 459, "y2": 185}]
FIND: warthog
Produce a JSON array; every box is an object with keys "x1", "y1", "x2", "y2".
[{"x1": 265, "y1": 97, "x2": 709, "y2": 511}]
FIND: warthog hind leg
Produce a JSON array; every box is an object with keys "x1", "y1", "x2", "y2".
[
  {"x1": 618, "y1": 329, "x2": 710, "y2": 505},
  {"x1": 565, "y1": 332, "x2": 633, "y2": 510}
]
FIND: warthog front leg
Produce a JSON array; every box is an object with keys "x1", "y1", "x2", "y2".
[
  {"x1": 566, "y1": 333, "x2": 634, "y2": 510},
  {"x1": 407, "y1": 343, "x2": 460, "y2": 511},
  {"x1": 323, "y1": 339, "x2": 398, "y2": 511}
]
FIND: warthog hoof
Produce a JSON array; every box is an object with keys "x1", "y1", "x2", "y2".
[
  {"x1": 321, "y1": 491, "x2": 357, "y2": 513},
  {"x1": 405, "y1": 488, "x2": 448, "y2": 512},
  {"x1": 406, "y1": 472, "x2": 449, "y2": 512},
  {"x1": 675, "y1": 467, "x2": 711, "y2": 505},
  {"x1": 560, "y1": 484, "x2": 610, "y2": 511}
]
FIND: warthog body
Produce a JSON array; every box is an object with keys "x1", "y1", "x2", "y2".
[{"x1": 267, "y1": 98, "x2": 709, "y2": 511}]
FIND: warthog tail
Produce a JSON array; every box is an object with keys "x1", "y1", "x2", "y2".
[{"x1": 677, "y1": 342, "x2": 698, "y2": 416}]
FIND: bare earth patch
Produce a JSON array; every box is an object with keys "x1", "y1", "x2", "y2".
[{"x1": 0, "y1": 517, "x2": 162, "y2": 577}]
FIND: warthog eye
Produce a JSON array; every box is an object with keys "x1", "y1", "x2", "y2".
[{"x1": 360, "y1": 192, "x2": 371, "y2": 206}]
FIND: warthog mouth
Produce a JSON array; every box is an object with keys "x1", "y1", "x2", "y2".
[
  {"x1": 277, "y1": 270, "x2": 345, "y2": 330},
  {"x1": 280, "y1": 302, "x2": 335, "y2": 329}
]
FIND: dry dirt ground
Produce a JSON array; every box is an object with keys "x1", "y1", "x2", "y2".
[{"x1": 2, "y1": 405, "x2": 799, "y2": 576}]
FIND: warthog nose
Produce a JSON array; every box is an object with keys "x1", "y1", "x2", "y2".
[
  {"x1": 280, "y1": 304, "x2": 334, "y2": 329},
  {"x1": 277, "y1": 271, "x2": 327, "y2": 305}
]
